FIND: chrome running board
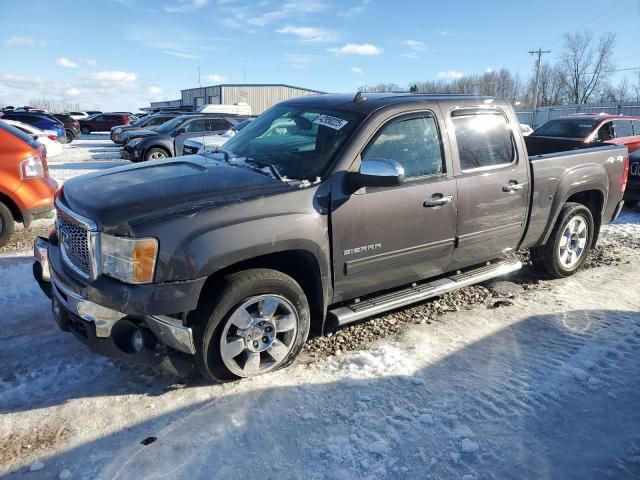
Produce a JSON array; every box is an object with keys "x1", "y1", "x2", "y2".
[{"x1": 328, "y1": 259, "x2": 522, "y2": 327}]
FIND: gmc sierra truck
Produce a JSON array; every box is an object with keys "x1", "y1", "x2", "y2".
[{"x1": 33, "y1": 93, "x2": 629, "y2": 382}]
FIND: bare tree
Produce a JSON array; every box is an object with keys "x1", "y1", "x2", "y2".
[
  {"x1": 558, "y1": 30, "x2": 616, "y2": 104},
  {"x1": 27, "y1": 97, "x2": 82, "y2": 113}
]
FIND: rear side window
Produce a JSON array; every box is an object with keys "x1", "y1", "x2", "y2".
[
  {"x1": 452, "y1": 111, "x2": 515, "y2": 170},
  {"x1": 207, "y1": 118, "x2": 232, "y2": 131},
  {"x1": 363, "y1": 115, "x2": 444, "y2": 179},
  {"x1": 613, "y1": 120, "x2": 633, "y2": 138}
]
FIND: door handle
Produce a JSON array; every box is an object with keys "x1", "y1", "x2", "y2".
[
  {"x1": 503, "y1": 181, "x2": 526, "y2": 192},
  {"x1": 424, "y1": 194, "x2": 454, "y2": 207}
]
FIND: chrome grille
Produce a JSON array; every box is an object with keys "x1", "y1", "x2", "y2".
[{"x1": 57, "y1": 215, "x2": 91, "y2": 276}]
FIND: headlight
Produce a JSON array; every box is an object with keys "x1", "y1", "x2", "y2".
[
  {"x1": 100, "y1": 234, "x2": 158, "y2": 284},
  {"x1": 127, "y1": 137, "x2": 143, "y2": 147},
  {"x1": 114, "y1": 127, "x2": 122, "y2": 134}
]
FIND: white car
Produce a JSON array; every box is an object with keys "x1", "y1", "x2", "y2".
[
  {"x1": 67, "y1": 111, "x2": 89, "y2": 120},
  {"x1": 4, "y1": 119, "x2": 63, "y2": 157},
  {"x1": 181, "y1": 118, "x2": 254, "y2": 155}
]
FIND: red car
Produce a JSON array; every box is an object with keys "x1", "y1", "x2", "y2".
[
  {"x1": 79, "y1": 113, "x2": 132, "y2": 134},
  {"x1": 531, "y1": 114, "x2": 640, "y2": 154}
]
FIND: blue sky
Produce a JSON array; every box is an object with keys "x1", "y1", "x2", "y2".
[{"x1": 1, "y1": 0, "x2": 639, "y2": 110}]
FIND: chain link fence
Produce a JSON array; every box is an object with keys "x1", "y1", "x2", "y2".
[{"x1": 516, "y1": 101, "x2": 640, "y2": 128}]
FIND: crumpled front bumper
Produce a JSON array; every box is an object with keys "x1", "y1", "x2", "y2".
[{"x1": 33, "y1": 236, "x2": 204, "y2": 374}]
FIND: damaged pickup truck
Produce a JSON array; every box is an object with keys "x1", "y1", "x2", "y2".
[{"x1": 33, "y1": 93, "x2": 629, "y2": 382}]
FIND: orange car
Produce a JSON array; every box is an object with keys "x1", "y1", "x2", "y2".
[{"x1": 0, "y1": 120, "x2": 58, "y2": 247}]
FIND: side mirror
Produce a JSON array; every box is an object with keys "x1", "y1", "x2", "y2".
[
  {"x1": 350, "y1": 159, "x2": 404, "y2": 190},
  {"x1": 173, "y1": 128, "x2": 185, "y2": 136}
]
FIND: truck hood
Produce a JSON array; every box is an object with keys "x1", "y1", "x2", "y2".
[
  {"x1": 124, "y1": 128, "x2": 157, "y2": 139},
  {"x1": 61, "y1": 155, "x2": 292, "y2": 227}
]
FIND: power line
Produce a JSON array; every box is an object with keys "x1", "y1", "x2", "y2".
[{"x1": 530, "y1": 48, "x2": 551, "y2": 111}]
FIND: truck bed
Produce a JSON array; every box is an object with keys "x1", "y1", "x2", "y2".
[{"x1": 521, "y1": 137, "x2": 627, "y2": 248}]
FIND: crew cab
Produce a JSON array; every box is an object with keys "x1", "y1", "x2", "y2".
[
  {"x1": 33, "y1": 94, "x2": 628, "y2": 382},
  {"x1": 121, "y1": 114, "x2": 246, "y2": 162},
  {"x1": 531, "y1": 114, "x2": 640, "y2": 154}
]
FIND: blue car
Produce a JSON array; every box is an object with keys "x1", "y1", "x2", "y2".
[{"x1": 0, "y1": 111, "x2": 67, "y2": 142}]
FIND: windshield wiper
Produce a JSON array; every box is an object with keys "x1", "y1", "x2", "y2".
[
  {"x1": 244, "y1": 158, "x2": 283, "y2": 181},
  {"x1": 212, "y1": 148, "x2": 283, "y2": 181}
]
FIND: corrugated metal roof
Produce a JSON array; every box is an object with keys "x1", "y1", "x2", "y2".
[{"x1": 180, "y1": 83, "x2": 325, "y2": 94}]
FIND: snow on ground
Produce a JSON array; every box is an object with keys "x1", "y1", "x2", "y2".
[{"x1": 0, "y1": 137, "x2": 639, "y2": 479}]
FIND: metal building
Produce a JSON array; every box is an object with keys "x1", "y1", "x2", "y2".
[{"x1": 149, "y1": 84, "x2": 325, "y2": 115}]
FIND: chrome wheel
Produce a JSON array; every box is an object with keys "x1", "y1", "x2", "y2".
[
  {"x1": 148, "y1": 151, "x2": 167, "y2": 160},
  {"x1": 220, "y1": 295, "x2": 298, "y2": 377},
  {"x1": 558, "y1": 215, "x2": 588, "y2": 269}
]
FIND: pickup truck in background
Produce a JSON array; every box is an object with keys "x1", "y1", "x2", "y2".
[
  {"x1": 34, "y1": 93, "x2": 628, "y2": 382},
  {"x1": 530, "y1": 113, "x2": 640, "y2": 154}
]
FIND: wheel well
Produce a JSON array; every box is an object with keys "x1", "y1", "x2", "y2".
[
  {"x1": 566, "y1": 190, "x2": 603, "y2": 246},
  {"x1": 0, "y1": 193, "x2": 22, "y2": 222},
  {"x1": 145, "y1": 145, "x2": 171, "y2": 158},
  {"x1": 196, "y1": 250, "x2": 325, "y2": 336}
]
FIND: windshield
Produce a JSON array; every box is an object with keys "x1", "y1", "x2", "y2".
[
  {"x1": 155, "y1": 116, "x2": 186, "y2": 133},
  {"x1": 220, "y1": 106, "x2": 362, "y2": 181},
  {"x1": 532, "y1": 119, "x2": 599, "y2": 139}
]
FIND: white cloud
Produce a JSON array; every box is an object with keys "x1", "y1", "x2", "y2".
[
  {"x1": 351, "y1": 67, "x2": 363, "y2": 74},
  {"x1": 5, "y1": 35, "x2": 35, "y2": 46},
  {"x1": 165, "y1": 0, "x2": 209, "y2": 12},
  {"x1": 204, "y1": 73, "x2": 228, "y2": 82},
  {"x1": 77, "y1": 70, "x2": 138, "y2": 89},
  {"x1": 56, "y1": 57, "x2": 79, "y2": 68},
  {"x1": 66, "y1": 87, "x2": 81, "y2": 96},
  {"x1": 85, "y1": 59, "x2": 98, "y2": 66},
  {"x1": 277, "y1": 25, "x2": 336, "y2": 43},
  {"x1": 329, "y1": 43, "x2": 383, "y2": 56},
  {"x1": 146, "y1": 86, "x2": 163, "y2": 95},
  {"x1": 437, "y1": 70, "x2": 465, "y2": 79},
  {"x1": 221, "y1": 1, "x2": 328, "y2": 29},
  {"x1": 402, "y1": 40, "x2": 426, "y2": 51},
  {"x1": 163, "y1": 50, "x2": 198, "y2": 59},
  {"x1": 436, "y1": 29, "x2": 455, "y2": 37},
  {"x1": 338, "y1": 0, "x2": 369, "y2": 18}
]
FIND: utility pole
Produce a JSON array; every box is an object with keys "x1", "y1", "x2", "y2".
[{"x1": 529, "y1": 48, "x2": 551, "y2": 112}]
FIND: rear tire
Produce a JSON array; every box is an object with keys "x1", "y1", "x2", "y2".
[
  {"x1": 530, "y1": 202, "x2": 594, "y2": 278},
  {"x1": 0, "y1": 202, "x2": 15, "y2": 248},
  {"x1": 80, "y1": 126, "x2": 91, "y2": 135},
  {"x1": 65, "y1": 129, "x2": 74, "y2": 143},
  {"x1": 193, "y1": 269, "x2": 310, "y2": 383}
]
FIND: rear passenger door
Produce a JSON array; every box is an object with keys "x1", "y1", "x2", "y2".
[
  {"x1": 446, "y1": 107, "x2": 530, "y2": 269},
  {"x1": 331, "y1": 111, "x2": 458, "y2": 301}
]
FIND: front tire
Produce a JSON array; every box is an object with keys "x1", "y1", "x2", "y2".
[
  {"x1": 65, "y1": 129, "x2": 75, "y2": 143},
  {"x1": 194, "y1": 269, "x2": 310, "y2": 383},
  {"x1": 0, "y1": 202, "x2": 15, "y2": 248},
  {"x1": 531, "y1": 202, "x2": 594, "y2": 278},
  {"x1": 80, "y1": 126, "x2": 91, "y2": 135},
  {"x1": 144, "y1": 148, "x2": 169, "y2": 162}
]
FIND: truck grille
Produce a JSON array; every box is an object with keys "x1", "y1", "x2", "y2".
[{"x1": 57, "y1": 215, "x2": 91, "y2": 277}]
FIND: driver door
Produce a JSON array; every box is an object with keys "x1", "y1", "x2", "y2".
[{"x1": 330, "y1": 112, "x2": 458, "y2": 301}]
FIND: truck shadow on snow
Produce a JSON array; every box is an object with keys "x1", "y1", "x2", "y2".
[{"x1": 2, "y1": 300, "x2": 639, "y2": 478}]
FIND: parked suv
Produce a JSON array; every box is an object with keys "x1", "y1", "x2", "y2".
[
  {"x1": 110, "y1": 113, "x2": 184, "y2": 144},
  {"x1": 53, "y1": 114, "x2": 81, "y2": 143},
  {"x1": 0, "y1": 120, "x2": 57, "y2": 247},
  {"x1": 79, "y1": 113, "x2": 132, "y2": 134},
  {"x1": 34, "y1": 94, "x2": 628, "y2": 382},
  {"x1": 122, "y1": 114, "x2": 243, "y2": 162},
  {"x1": 0, "y1": 111, "x2": 67, "y2": 142},
  {"x1": 531, "y1": 114, "x2": 640, "y2": 154}
]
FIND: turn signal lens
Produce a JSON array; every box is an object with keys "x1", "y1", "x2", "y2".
[
  {"x1": 133, "y1": 238, "x2": 158, "y2": 283},
  {"x1": 100, "y1": 234, "x2": 158, "y2": 284}
]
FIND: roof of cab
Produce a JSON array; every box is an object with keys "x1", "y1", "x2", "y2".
[{"x1": 279, "y1": 92, "x2": 500, "y2": 114}]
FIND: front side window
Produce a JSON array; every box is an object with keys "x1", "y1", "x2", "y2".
[
  {"x1": 221, "y1": 106, "x2": 362, "y2": 181},
  {"x1": 452, "y1": 111, "x2": 515, "y2": 170},
  {"x1": 613, "y1": 120, "x2": 633, "y2": 138},
  {"x1": 185, "y1": 119, "x2": 205, "y2": 132},
  {"x1": 632, "y1": 120, "x2": 640, "y2": 135},
  {"x1": 363, "y1": 116, "x2": 444, "y2": 179},
  {"x1": 156, "y1": 117, "x2": 187, "y2": 133}
]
